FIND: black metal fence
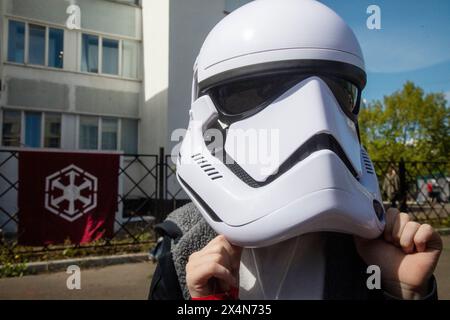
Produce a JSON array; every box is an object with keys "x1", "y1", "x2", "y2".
[
  {"x1": 0, "y1": 148, "x2": 183, "y2": 260},
  {"x1": 0, "y1": 149, "x2": 449, "y2": 260},
  {"x1": 373, "y1": 160, "x2": 450, "y2": 222}
]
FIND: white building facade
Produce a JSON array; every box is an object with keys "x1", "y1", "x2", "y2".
[
  {"x1": 0, "y1": 0, "x2": 143, "y2": 154},
  {"x1": 0, "y1": 0, "x2": 252, "y2": 155},
  {"x1": 0, "y1": 0, "x2": 252, "y2": 233}
]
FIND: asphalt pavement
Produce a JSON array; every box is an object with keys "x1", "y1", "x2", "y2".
[{"x1": 0, "y1": 261, "x2": 155, "y2": 300}]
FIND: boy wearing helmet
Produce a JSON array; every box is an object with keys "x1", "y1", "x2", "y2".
[{"x1": 150, "y1": 0, "x2": 442, "y2": 300}]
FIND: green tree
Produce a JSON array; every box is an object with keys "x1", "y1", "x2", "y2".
[{"x1": 359, "y1": 81, "x2": 449, "y2": 162}]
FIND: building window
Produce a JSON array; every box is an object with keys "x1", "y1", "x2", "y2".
[
  {"x1": 7, "y1": 20, "x2": 64, "y2": 69},
  {"x1": 121, "y1": 119, "x2": 138, "y2": 154},
  {"x1": 2, "y1": 111, "x2": 62, "y2": 148},
  {"x1": 122, "y1": 40, "x2": 138, "y2": 79},
  {"x1": 101, "y1": 118, "x2": 118, "y2": 150},
  {"x1": 7, "y1": 20, "x2": 25, "y2": 63},
  {"x1": 81, "y1": 34, "x2": 99, "y2": 73},
  {"x1": 80, "y1": 34, "x2": 139, "y2": 79},
  {"x1": 49, "y1": 28, "x2": 64, "y2": 68},
  {"x1": 78, "y1": 117, "x2": 137, "y2": 152},
  {"x1": 25, "y1": 112, "x2": 42, "y2": 148},
  {"x1": 29, "y1": 24, "x2": 46, "y2": 65},
  {"x1": 44, "y1": 113, "x2": 61, "y2": 148},
  {"x1": 79, "y1": 117, "x2": 120, "y2": 151},
  {"x1": 2, "y1": 110, "x2": 21, "y2": 147},
  {"x1": 102, "y1": 38, "x2": 119, "y2": 75},
  {"x1": 79, "y1": 116, "x2": 99, "y2": 150}
]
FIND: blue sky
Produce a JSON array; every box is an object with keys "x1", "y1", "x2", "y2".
[{"x1": 319, "y1": 0, "x2": 450, "y2": 104}]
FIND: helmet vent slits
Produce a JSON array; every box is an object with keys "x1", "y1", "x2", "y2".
[
  {"x1": 361, "y1": 150, "x2": 374, "y2": 175},
  {"x1": 192, "y1": 154, "x2": 223, "y2": 180}
]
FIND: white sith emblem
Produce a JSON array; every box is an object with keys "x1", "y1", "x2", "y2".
[{"x1": 45, "y1": 164, "x2": 98, "y2": 222}]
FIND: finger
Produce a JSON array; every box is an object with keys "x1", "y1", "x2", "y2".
[
  {"x1": 392, "y1": 212, "x2": 411, "y2": 245},
  {"x1": 189, "y1": 252, "x2": 231, "y2": 271},
  {"x1": 414, "y1": 224, "x2": 443, "y2": 253},
  {"x1": 399, "y1": 221, "x2": 421, "y2": 254},
  {"x1": 212, "y1": 235, "x2": 243, "y2": 267},
  {"x1": 201, "y1": 235, "x2": 242, "y2": 270},
  {"x1": 198, "y1": 247, "x2": 232, "y2": 271},
  {"x1": 191, "y1": 239, "x2": 237, "y2": 272},
  {"x1": 384, "y1": 208, "x2": 399, "y2": 242},
  {"x1": 192, "y1": 262, "x2": 237, "y2": 288},
  {"x1": 201, "y1": 235, "x2": 232, "y2": 255}
]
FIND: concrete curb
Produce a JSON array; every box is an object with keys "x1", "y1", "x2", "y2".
[{"x1": 22, "y1": 252, "x2": 149, "y2": 274}]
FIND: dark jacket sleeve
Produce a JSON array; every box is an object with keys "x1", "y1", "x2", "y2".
[
  {"x1": 382, "y1": 276, "x2": 438, "y2": 300},
  {"x1": 148, "y1": 221, "x2": 185, "y2": 300}
]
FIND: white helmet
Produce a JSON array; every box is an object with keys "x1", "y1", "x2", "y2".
[{"x1": 176, "y1": 0, "x2": 385, "y2": 247}]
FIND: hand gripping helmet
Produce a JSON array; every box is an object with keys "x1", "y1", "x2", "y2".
[{"x1": 176, "y1": 0, "x2": 385, "y2": 247}]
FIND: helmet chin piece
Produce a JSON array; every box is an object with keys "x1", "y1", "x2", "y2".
[{"x1": 177, "y1": 0, "x2": 385, "y2": 247}]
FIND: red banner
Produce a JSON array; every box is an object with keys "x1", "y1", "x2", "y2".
[{"x1": 18, "y1": 151, "x2": 119, "y2": 246}]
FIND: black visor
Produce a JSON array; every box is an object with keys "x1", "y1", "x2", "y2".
[
  {"x1": 207, "y1": 73, "x2": 360, "y2": 121},
  {"x1": 209, "y1": 73, "x2": 306, "y2": 115},
  {"x1": 199, "y1": 60, "x2": 366, "y2": 123}
]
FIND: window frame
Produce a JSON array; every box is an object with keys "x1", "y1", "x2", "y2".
[
  {"x1": 43, "y1": 112, "x2": 62, "y2": 149},
  {"x1": 1, "y1": 109, "x2": 23, "y2": 147},
  {"x1": 102, "y1": 38, "x2": 120, "y2": 76},
  {"x1": 24, "y1": 111, "x2": 43, "y2": 148},
  {"x1": 76, "y1": 115, "x2": 139, "y2": 153},
  {"x1": 48, "y1": 27, "x2": 65, "y2": 69},
  {"x1": 120, "y1": 118, "x2": 139, "y2": 155},
  {"x1": 7, "y1": 20, "x2": 26, "y2": 64},
  {"x1": 27, "y1": 23, "x2": 47, "y2": 67},
  {"x1": 80, "y1": 32, "x2": 124, "y2": 77},
  {"x1": 6, "y1": 18, "x2": 64, "y2": 70},
  {"x1": 78, "y1": 115, "x2": 100, "y2": 150},
  {"x1": 4, "y1": 17, "x2": 140, "y2": 80},
  {"x1": 121, "y1": 39, "x2": 138, "y2": 79},
  {"x1": 1, "y1": 109, "x2": 63, "y2": 149},
  {"x1": 76, "y1": 116, "x2": 119, "y2": 151},
  {"x1": 0, "y1": 110, "x2": 137, "y2": 152},
  {"x1": 81, "y1": 33, "x2": 100, "y2": 74},
  {"x1": 101, "y1": 117, "x2": 120, "y2": 150}
]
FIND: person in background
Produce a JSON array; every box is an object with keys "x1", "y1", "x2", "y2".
[{"x1": 383, "y1": 166, "x2": 400, "y2": 208}]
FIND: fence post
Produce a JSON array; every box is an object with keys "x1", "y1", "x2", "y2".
[
  {"x1": 398, "y1": 158, "x2": 407, "y2": 212},
  {"x1": 158, "y1": 147, "x2": 165, "y2": 221}
]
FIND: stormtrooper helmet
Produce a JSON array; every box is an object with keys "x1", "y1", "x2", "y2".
[{"x1": 176, "y1": 0, "x2": 385, "y2": 247}]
